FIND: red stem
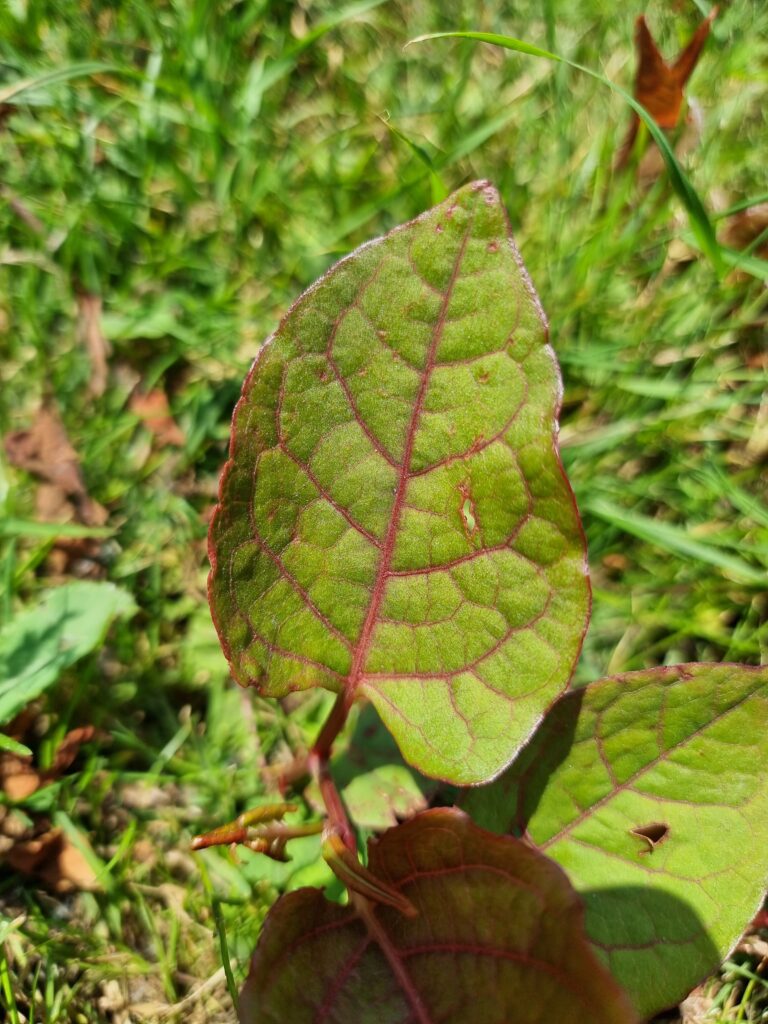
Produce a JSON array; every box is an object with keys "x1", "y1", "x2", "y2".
[
  {"x1": 310, "y1": 692, "x2": 356, "y2": 851},
  {"x1": 312, "y1": 691, "x2": 351, "y2": 762},
  {"x1": 312, "y1": 703, "x2": 430, "y2": 1020}
]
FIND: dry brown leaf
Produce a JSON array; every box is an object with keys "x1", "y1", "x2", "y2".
[
  {"x1": 0, "y1": 724, "x2": 101, "y2": 802},
  {"x1": 4, "y1": 403, "x2": 108, "y2": 527},
  {"x1": 130, "y1": 389, "x2": 186, "y2": 448},
  {"x1": 618, "y1": 9, "x2": 717, "y2": 168},
  {"x1": 721, "y1": 203, "x2": 768, "y2": 257},
  {"x1": 49, "y1": 725, "x2": 100, "y2": 776},
  {"x1": 5, "y1": 827, "x2": 99, "y2": 892},
  {"x1": 679, "y1": 986, "x2": 716, "y2": 1024},
  {"x1": 0, "y1": 755, "x2": 41, "y2": 801},
  {"x1": 4, "y1": 401, "x2": 108, "y2": 574},
  {"x1": 0, "y1": 720, "x2": 104, "y2": 890},
  {"x1": 0, "y1": 723, "x2": 100, "y2": 800},
  {"x1": 635, "y1": 11, "x2": 716, "y2": 128},
  {"x1": 6, "y1": 404, "x2": 88, "y2": 497},
  {"x1": 77, "y1": 291, "x2": 111, "y2": 398},
  {"x1": 46, "y1": 834, "x2": 99, "y2": 891}
]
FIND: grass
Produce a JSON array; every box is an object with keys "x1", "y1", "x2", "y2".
[{"x1": 0, "y1": 0, "x2": 766, "y2": 1020}]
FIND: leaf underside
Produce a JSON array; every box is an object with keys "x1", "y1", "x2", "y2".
[
  {"x1": 239, "y1": 808, "x2": 638, "y2": 1024},
  {"x1": 208, "y1": 181, "x2": 589, "y2": 784},
  {"x1": 464, "y1": 663, "x2": 768, "y2": 1019}
]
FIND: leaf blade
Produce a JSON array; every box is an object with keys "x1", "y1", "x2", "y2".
[
  {"x1": 239, "y1": 809, "x2": 638, "y2": 1024},
  {"x1": 464, "y1": 663, "x2": 768, "y2": 1019},
  {"x1": 0, "y1": 581, "x2": 137, "y2": 726},
  {"x1": 209, "y1": 182, "x2": 590, "y2": 784}
]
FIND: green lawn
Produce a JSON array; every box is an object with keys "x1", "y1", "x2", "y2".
[{"x1": 1, "y1": 1, "x2": 766, "y2": 1020}]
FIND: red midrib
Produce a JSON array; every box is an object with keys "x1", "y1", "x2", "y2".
[{"x1": 342, "y1": 210, "x2": 475, "y2": 706}]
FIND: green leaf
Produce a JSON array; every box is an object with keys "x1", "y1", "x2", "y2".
[
  {"x1": 341, "y1": 764, "x2": 427, "y2": 831},
  {"x1": 209, "y1": 182, "x2": 590, "y2": 785},
  {"x1": 464, "y1": 663, "x2": 768, "y2": 1019},
  {"x1": 0, "y1": 734, "x2": 32, "y2": 757},
  {"x1": 407, "y1": 31, "x2": 725, "y2": 275},
  {"x1": 0, "y1": 581, "x2": 136, "y2": 727},
  {"x1": 238, "y1": 809, "x2": 638, "y2": 1024}
]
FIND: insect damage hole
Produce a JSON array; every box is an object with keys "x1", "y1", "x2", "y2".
[
  {"x1": 630, "y1": 822, "x2": 669, "y2": 855},
  {"x1": 458, "y1": 482, "x2": 479, "y2": 544}
]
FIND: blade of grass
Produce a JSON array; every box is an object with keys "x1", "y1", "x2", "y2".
[
  {"x1": 378, "y1": 116, "x2": 447, "y2": 202},
  {"x1": 0, "y1": 948, "x2": 21, "y2": 1024},
  {"x1": 714, "y1": 193, "x2": 768, "y2": 219},
  {"x1": 0, "y1": 62, "x2": 118, "y2": 104},
  {"x1": 584, "y1": 496, "x2": 766, "y2": 584},
  {"x1": 240, "y1": 0, "x2": 387, "y2": 116},
  {"x1": 197, "y1": 857, "x2": 239, "y2": 1014},
  {"x1": 406, "y1": 30, "x2": 725, "y2": 274},
  {"x1": 0, "y1": 519, "x2": 114, "y2": 540},
  {"x1": 0, "y1": 734, "x2": 33, "y2": 756}
]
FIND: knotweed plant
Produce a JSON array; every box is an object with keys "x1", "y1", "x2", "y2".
[{"x1": 200, "y1": 183, "x2": 768, "y2": 1024}]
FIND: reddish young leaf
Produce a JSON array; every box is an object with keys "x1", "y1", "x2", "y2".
[
  {"x1": 239, "y1": 809, "x2": 637, "y2": 1024},
  {"x1": 208, "y1": 181, "x2": 589, "y2": 785}
]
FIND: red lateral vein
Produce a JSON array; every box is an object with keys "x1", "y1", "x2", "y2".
[
  {"x1": 325, "y1": 263, "x2": 401, "y2": 471},
  {"x1": 388, "y1": 531, "x2": 529, "y2": 577},
  {"x1": 539, "y1": 684, "x2": 761, "y2": 850},
  {"x1": 362, "y1": 590, "x2": 553, "y2": 682},
  {"x1": 280, "y1": 442, "x2": 383, "y2": 548},
  {"x1": 355, "y1": 899, "x2": 434, "y2": 1024},
  {"x1": 240, "y1": 517, "x2": 353, "y2": 651},
  {"x1": 327, "y1": 351, "x2": 401, "y2": 469},
  {"x1": 406, "y1": 382, "x2": 527, "y2": 478},
  {"x1": 313, "y1": 935, "x2": 371, "y2": 1024}
]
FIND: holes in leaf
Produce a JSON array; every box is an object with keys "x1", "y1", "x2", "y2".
[
  {"x1": 458, "y1": 482, "x2": 479, "y2": 543},
  {"x1": 462, "y1": 499, "x2": 476, "y2": 533},
  {"x1": 630, "y1": 822, "x2": 669, "y2": 855}
]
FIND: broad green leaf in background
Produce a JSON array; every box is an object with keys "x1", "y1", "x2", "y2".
[
  {"x1": 238, "y1": 809, "x2": 638, "y2": 1024},
  {"x1": 463, "y1": 663, "x2": 768, "y2": 1020},
  {"x1": 0, "y1": 581, "x2": 136, "y2": 728},
  {"x1": 341, "y1": 764, "x2": 427, "y2": 831},
  {"x1": 208, "y1": 181, "x2": 590, "y2": 785}
]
